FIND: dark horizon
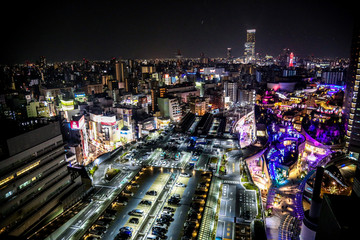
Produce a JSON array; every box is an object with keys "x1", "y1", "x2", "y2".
[{"x1": 1, "y1": 0, "x2": 355, "y2": 64}]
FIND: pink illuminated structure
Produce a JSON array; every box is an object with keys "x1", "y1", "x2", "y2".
[{"x1": 289, "y1": 52, "x2": 294, "y2": 67}]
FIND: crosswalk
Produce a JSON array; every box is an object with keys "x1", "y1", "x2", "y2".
[{"x1": 223, "y1": 180, "x2": 241, "y2": 185}]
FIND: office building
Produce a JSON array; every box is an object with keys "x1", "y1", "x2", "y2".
[
  {"x1": 158, "y1": 98, "x2": 170, "y2": 118},
  {"x1": 244, "y1": 29, "x2": 256, "y2": 63},
  {"x1": 224, "y1": 81, "x2": 238, "y2": 104},
  {"x1": 115, "y1": 61, "x2": 126, "y2": 82},
  {"x1": 237, "y1": 89, "x2": 255, "y2": 106},
  {"x1": 321, "y1": 70, "x2": 346, "y2": 85},
  {"x1": 0, "y1": 122, "x2": 87, "y2": 238},
  {"x1": 82, "y1": 83, "x2": 103, "y2": 95},
  {"x1": 169, "y1": 98, "x2": 182, "y2": 122},
  {"x1": 189, "y1": 96, "x2": 210, "y2": 116}
]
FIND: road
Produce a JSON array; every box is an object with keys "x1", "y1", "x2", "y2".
[
  {"x1": 165, "y1": 171, "x2": 203, "y2": 240},
  {"x1": 212, "y1": 138, "x2": 260, "y2": 240},
  {"x1": 48, "y1": 171, "x2": 131, "y2": 240}
]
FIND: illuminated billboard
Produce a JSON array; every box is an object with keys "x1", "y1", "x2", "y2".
[
  {"x1": 70, "y1": 115, "x2": 85, "y2": 129},
  {"x1": 60, "y1": 99, "x2": 74, "y2": 111},
  {"x1": 101, "y1": 115, "x2": 116, "y2": 125}
]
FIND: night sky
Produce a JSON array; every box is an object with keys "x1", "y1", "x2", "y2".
[{"x1": 1, "y1": 0, "x2": 355, "y2": 64}]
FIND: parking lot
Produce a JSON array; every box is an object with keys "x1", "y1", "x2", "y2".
[
  {"x1": 81, "y1": 166, "x2": 213, "y2": 240},
  {"x1": 82, "y1": 167, "x2": 170, "y2": 240},
  {"x1": 154, "y1": 171, "x2": 212, "y2": 240}
]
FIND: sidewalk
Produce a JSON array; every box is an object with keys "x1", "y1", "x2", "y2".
[{"x1": 198, "y1": 176, "x2": 221, "y2": 240}]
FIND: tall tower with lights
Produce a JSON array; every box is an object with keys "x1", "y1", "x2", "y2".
[
  {"x1": 244, "y1": 29, "x2": 256, "y2": 63},
  {"x1": 226, "y1": 48, "x2": 232, "y2": 59}
]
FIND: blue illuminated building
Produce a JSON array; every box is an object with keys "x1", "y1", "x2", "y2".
[{"x1": 265, "y1": 123, "x2": 305, "y2": 184}]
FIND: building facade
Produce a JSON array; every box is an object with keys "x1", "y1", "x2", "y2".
[
  {"x1": 0, "y1": 122, "x2": 87, "y2": 238},
  {"x1": 244, "y1": 29, "x2": 256, "y2": 63},
  {"x1": 345, "y1": 20, "x2": 360, "y2": 159}
]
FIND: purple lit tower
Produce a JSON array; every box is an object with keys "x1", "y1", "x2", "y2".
[{"x1": 300, "y1": 166, "x2": 324, "y2": 240}]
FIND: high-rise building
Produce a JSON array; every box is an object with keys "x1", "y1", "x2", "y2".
[
  {"x1": 224, "y1": 81, "x2": 238, "y2": 103},
  {"x1": 238, "y1": 89, "x2": 256, "y2": 106},
  {"x1": 289, "y1": 52, "x2": 294, "y2": 67},
  {"x1": 344, "y1": 19, "x2": 360, "y2": 159},
  {"x1": 169, "y1": 98, "x2": 182, "y2": 122},
  {"x1": 278, "y1": 48, "x2": 291, "y2": 67},
  {"x1": 227, "y1": 48, "x2": 232, "y2": 59},
  {"x1": 244, "y1": 29, "x2": 256, "y2": 63},
  {"x1": 115, "y1": 61, "x2": 126, "y2": 82}
]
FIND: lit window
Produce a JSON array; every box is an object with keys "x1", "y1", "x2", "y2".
[
  {"x1": 16, "y1": 161, "x2": 40, "y2": 177},
  {"x1": 0, "y1": 175, "x2": 14, "y2": 186},
  {"x1": 5, "y1": 191, "x2": 13, "y2": 198},
  {"x1": 19, "y1": 180, "x2": 31, "y2": 189}
]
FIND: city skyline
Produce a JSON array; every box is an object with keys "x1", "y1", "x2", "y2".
[{"x1": 1, "y1": 0, "x2": 355, "y2": 64}]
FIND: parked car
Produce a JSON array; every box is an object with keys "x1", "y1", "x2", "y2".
[
  {"x1": 163, "y1": 207, "x2": 175, "y2": 212},
  {"x1": 128, "y1": 209, "x2": 144, "y2": 216},
  {"x1": 146, "y1": 190, "x2": 158, "y2": 196},
  {"x1": 180, "y1": 173, "x2": 192, "y2": 178},
  {"x1": 147, "y1": 234, "x2": 160, "y2": 239},
  {"x1": 175, "y1": 182, "x2": 186, "y2": 187},
  {"x1": 140, "y1": 200, "x2": 152, "y2": 206},
  {"x1": 118, "y1": 226, "x2": 133, "y2": 239},
  {"x1": 156, "y1": 218, "x2": 171, "y2": 225},
  {"x1": 160, "y1": 214, "x2": 174, "y2": 221},
  {"x1": 168, "y1": 198, "x2": 180, "y2": 205},
  {"x1": 129, "y1": 218, "x2": 139, "y2": 224},
  {"x1": 92, "y1": 225, "x2": 107, "y2": 232},
  {"x1": 162, "y1": 211, "x2": 174, "y2": 217},
  {"x1": 171, "y1": 193, "x2": 180, "y2": 199},
  {"x1": 154, "y1": 223, "x2": 169, "y2": 229},
  {"x1": 116, "y1": 196, "x2": 128, "y2": 205},
  {"x1": 122, "y1": 189, "x2": 134, "y2": 196}
]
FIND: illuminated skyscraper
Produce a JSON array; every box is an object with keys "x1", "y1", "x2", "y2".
[
  {"x1": 289, "y1": 52, "x2": 294, "y2": 67},
  {"x1": 344, "y1": 19, "x2": 360, "y2": 159},
  {"x1": 227, "y1": 48, "x2": 232, "y2": 59},
  {"x1": 244, "y1": 29, "x2": 256, "y2": 63}
]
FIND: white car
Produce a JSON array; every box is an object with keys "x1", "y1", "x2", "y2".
[
  {"x1": 180, "y1": 173, "x2": 192, "y2": 178},
  {"x1": 175, "y1": 182, "x2": 186, "y2": 187}
]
